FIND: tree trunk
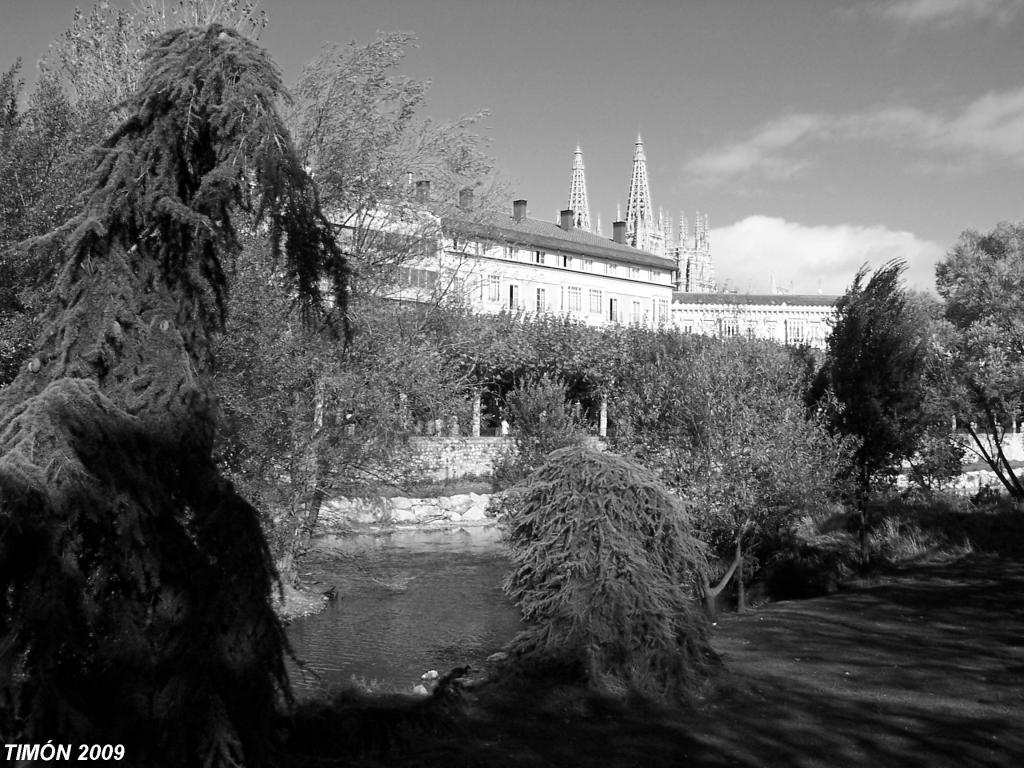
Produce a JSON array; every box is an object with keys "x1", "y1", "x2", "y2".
[
  {"x1": 967, "y1": 418, "x2": 1024, "y2": 501},
  {"x1": 700, "y1": 538, "x2": 743, "y2": 620},
  {"x1": 279, "y1": 376, "x2": 327, "y2": 584}
]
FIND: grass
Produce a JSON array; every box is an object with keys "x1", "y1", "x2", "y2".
[{"x1": 281, "y1": 553, "x2": 1024, "y2": 767}]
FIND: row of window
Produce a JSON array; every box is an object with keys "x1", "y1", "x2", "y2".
[
  {"x1": 486, "y1": 277, "x2": 669, "y2": 323},
  {"x1": 492, "y1": 245, "x2": 657, "y2": 282},
  {"x1": 678, "y1": 318, "x2": 823, "y2": 343}
]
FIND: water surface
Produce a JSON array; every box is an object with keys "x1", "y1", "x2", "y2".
[{"x1": 287, "y1": 527, "x2": 523, "y2": 696}]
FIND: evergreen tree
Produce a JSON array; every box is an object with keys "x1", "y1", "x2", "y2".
[
  {"x1": 0, "y1": 26, "x2": 346, "y2": 766},
  {"x1": 811, "y1": 260, "x2": 928, "y2": 561},
  {"x1": 502, "y1": 446, "x2": 715, "y2": 702}
]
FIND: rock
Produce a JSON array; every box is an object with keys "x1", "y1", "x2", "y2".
[
  {"x1": 391, "y1": 506, "x2": 418, "y2": 523},
  {"x1": 421, "y1": 669, "x2": 439, "y2": 681},
  {"x1": 462, "y1": 505, "x2": 487, "y2": 522},
  {"x1": 486, "y1": 651, "x2": 509, "y2": 663},
  {"x1": 390, "y1": 497, "x2": 414, "y2": 510},
  {"x1": 411, "y1": 684, "x2": 429, "y2": 696}
]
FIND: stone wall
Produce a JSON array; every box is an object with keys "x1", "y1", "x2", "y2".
[
  {"x1": 401, "y1": 436, "x2": 513, "y2": 482},
  {"x1": 318, "y1": 492, "x2": 494, "y2": 531}
]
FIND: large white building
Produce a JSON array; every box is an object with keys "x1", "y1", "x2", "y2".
[
  {"x1": 390, "y1": 188, "x2": 676, "y2": 327},
  {"x1": 375, "y1": 139, "x2": 838, "y2": 345}
]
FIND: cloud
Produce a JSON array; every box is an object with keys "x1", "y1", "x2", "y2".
[
  {"x1": 709, "y1": 216, "x2": 945, "y2": 295},
  {"x1": 877, "y1": 0, "x2": 1024, "y2": 27},
  {"x1": 685, "y1": 86, "x2": 1024, "y2": 185}
]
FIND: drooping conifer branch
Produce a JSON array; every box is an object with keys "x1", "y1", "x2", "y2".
[{"x1": 0, "y1": 25, "x2": 347, "y2": 767}]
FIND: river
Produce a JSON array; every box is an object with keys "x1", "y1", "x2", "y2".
[{"x1": 286, "y1": 526, "x2": 523, "y2": 697}]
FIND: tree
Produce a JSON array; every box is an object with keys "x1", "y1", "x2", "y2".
[
  {"x1": 290, "y1": 32, "x2": 506, "y2": 297},
  {"x1": 935, "y1": 222, "x2": 1024, "y2": 499},
  {"x1": 812, "y1": 260, "x2": 929, "y2": 561},
  {"x1": 0, "y1": 26, "x2": 345, "y2": 765},
  {"x1": 612, "y1": 336, "x2": 846, "y2": 615},
  {"x1": 502, "y1": 446, "x2": 715, "y2": 701},
  {"x1": 492, "y1": 373, "x2": 588, "y2": 487},
  {"x1": 1, "y1": 2, "x2": 269, "y2": 388}
]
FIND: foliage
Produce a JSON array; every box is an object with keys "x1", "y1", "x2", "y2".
[
  {"x1": 1, "y1": 3, "x2": 270, "y2": 388},
  {"x1": 215, "y1": 257, "x2": 473, "y2": 575},
  {"x1": 812, "y1": 260, "x2": 928, "y2": 492},
  {"x1": 492, "y1": 374, "x2": 588, "y2": 487},
  {"x1": 502, "y1": 446, "x2": 715, "y2": 702},
  {"x1": 935, "y1": 222, "x2": 1024, "y2": 499},
  {"x1": 610, "y1": 335, "x2": 848, "y2": 609},
  {"x1": 290, "y1": 32, "x2": 506, "y2": 296},
  {"x1": 0, "y1": 26, "x2": 343, "y2": 765}
]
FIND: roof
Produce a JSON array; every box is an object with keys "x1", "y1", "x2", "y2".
[
  {"x1": 448, "y1": 210, "x2": 677, "y2": 270},
  {"x1": 672, "y1": 292, "x2": 839, "y2": 307}
]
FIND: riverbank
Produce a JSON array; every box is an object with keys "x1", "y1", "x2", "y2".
[{"x1": 284, "y1": 553, "x2": 1024, "y2": 767}]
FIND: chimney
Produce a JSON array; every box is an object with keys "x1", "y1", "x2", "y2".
[
  {"x1": 560, "y1": 209, "x2": 575, "y2": 230},
  {"x1": 513, "y1": 199, "x2": 527, "y2": 222},
  {"x1": 459, "y1": 187, "x2": 474, "y2": 210},
  {"x1": 612, "y1": 220, "x2": 626, "y2": 244},
  {"x1": 415, "y1": 179, "x2": 430, "y2": 203}
]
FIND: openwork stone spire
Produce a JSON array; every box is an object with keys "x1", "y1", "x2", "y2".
[
  {"x1": 625, "y1": 134, "x2": 654, "y2": 248},
  {"x1": 567, "y1": 145, "x2": 592, "y2": 231}
]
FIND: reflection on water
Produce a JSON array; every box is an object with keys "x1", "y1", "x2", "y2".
[{"x1": 287, "y1": 526, "x2": 523, "y2": 697}]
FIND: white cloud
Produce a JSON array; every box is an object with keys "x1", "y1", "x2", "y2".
[
  {"x1": 685, "y1": 86, "x2": 1024, "y2": 186},
  {"x1": 878, "y1": 0, "x2": 1024, "y2": 26},
  {"x1": 709, "y1": 216, "x2": 945, "y2": 295}
]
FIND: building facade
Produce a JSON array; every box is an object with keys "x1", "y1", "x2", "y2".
[
  {"x1": 670, "y1": 292, "x2": 836, "y2": 349},
  {"x1": 377, "y1": 140, "x2": 838, "y2": 344},
  {"x1": 390, "y1": 190, "x2": 676, "y2": 327}
]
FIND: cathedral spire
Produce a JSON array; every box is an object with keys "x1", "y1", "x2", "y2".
[
  {"x1": 567, "y1": 145, "x2": 591, "y2": 231},
  {"x1": 625, "y1": 134, "x2": 654, "y2": 248}
]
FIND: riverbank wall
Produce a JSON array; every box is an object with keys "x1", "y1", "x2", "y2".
[{"x1": 318, "y1": 492, "x2": 495, "y2": 531}]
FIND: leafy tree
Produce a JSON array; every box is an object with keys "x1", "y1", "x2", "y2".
[
  {"x1": 290, "y1": 32, "x2": 506, "y2": 297},
  {"x1": 502, "y1": 446, "x2": 715, "y2": 701},
  {"x1": 935, "y1": 222, "x2": 1024, "y2": 500},
  {"x1": 811, "y1": 260, "x2": 929, "y2": 561},
  {"x1": 0, "y1": 26, "x2": 345, "y2": 765},
  {"x1": 492, "y1": 373, "x2": 588, "y2": 487},
  {"x1": 612, "y1": 336, "x2": 846, "y2": 615}
]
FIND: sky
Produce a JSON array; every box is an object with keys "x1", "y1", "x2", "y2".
[{"x1": 2, "y1": 0, "x2": 1022, "y2": 295}]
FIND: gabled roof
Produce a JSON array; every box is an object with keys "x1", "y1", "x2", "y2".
[
  {"x1": 673, "y1": 292, "x2": 839, "y2": 307},
  {"x1": 448, "y1": 210, "x2": 677, "y2": 270}
]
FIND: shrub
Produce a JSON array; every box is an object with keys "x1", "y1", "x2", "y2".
[
  {"x1": 493, "y1": 374, "x2": 587, "y2": 487},
  {"x1": 501, "y1": 446, "x2": 716, "y2": 702}
]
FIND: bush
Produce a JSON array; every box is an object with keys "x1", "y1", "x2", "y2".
[
  {"x1": 493, "y1": 374, "x2": 587, "y2": 488},
  {"x1": 501, "y1": 446, "x2": 716, "y2": 702}
]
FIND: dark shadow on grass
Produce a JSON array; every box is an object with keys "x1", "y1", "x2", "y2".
[{"x1": 283, "y1": 555, "x2": 1024, "y2": 767}]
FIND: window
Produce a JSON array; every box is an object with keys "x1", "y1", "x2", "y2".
[
  {"x1": 608, "y1": 297, "x2": 619, "y2": 322},
  {"x1": 631, "y1": 300, "x2": 641, "y2": 324},
  {"x1": 561, "y1": 254, "x2": 571, "y2": 268},
  {"x1": 504, "y1": 245, "x2": 514, "y2": 259},
  {"x1": 629, "y1": 267, "x2": 640, "y2": 280},
  {"x1": 508, "y1": 284, "x2": 520, "y2": 310},
  {"x1": 582, "y1": 259, "x2": 594, "y2": 273},
  {"x1": 657, "y1": 299, "x2": 669, "y2": 323},
  {"x1": 401, "y1": 267, "x2": 438, "y2": 290},
  {"x1": 720, "y1": 319, "x2": 739, "y2": 338},
  {"x1": 589, "y1": 289, "x2": 603, "y2": 314},
  {"x1": 534, "y1": 250, "x2": 545, "y2": 264},
  {"x1": 786, "y1": 319, "x2": 807, "y2": 344},
  {"x1": 487, "y1": 275, "x2": 500, "y2": 302},
  {"x1": 567, "y1": 286, "x2": 582, "y2": 312},
  {"x1": 536, "y1": 287, "x2": 547, "y2": 314}
]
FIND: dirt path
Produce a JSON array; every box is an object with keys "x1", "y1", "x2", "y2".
[{"x1": 693, "y1": 555, "x2": 1024, "y2": 767}]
